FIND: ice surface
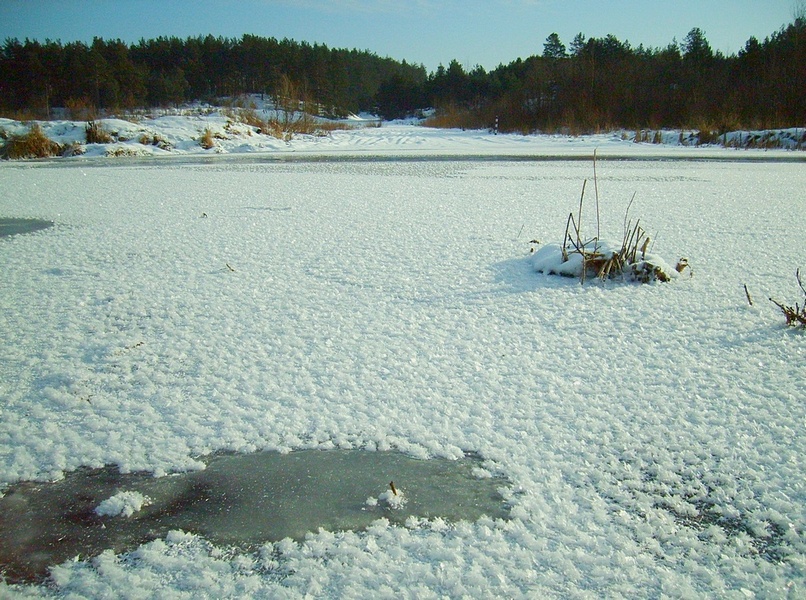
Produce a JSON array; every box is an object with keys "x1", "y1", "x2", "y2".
[
  {"x1": 0, "y1": 450, "x2": 508, "y2": 584},
  {"x1": 0, "y1": 151, "x2": 804, "y2": 597}
]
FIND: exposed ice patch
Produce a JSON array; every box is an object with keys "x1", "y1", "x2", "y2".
[
  {"x1": 0, "y1": 449, "x2": 509, "y2": 584},
  {"x1": 0, "y1": 217, "x2": 53, "y2": 237}
]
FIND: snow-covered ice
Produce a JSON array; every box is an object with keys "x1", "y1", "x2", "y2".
[{"x1": 0, "y1": 125, "x2": 805, "y2": 597}]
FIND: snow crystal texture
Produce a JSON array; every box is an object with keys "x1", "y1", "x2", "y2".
[{"x1": 1, "y1": 152, "x2": 805, "y2": 597}]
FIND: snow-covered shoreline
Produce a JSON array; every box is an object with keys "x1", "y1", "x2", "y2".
[
  {"x1": 1, "y1": 108, "x2": 804, "y2": 164},
  {"x1": 1, "y1": 129, "x2": 805, "y2": 596}
]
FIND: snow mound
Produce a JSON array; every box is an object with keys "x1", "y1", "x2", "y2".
[
  {"x1": 378, "y1": 488, "x2": 407, "y2": 509},
  {"x1": 531, "y1": 240, "x2": 682, "y2": 283},
  {"x1": 95, "y1": 491, "x2": 152, "y2": 518},
  {"x1": 368, "y1": 483, "x2": 408, "y2": 510}
]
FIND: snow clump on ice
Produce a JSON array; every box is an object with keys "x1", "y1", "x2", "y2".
[
  {"x1": 95, "y1": 491, "x2": 152, "y2": 518},
  {"x1": 367, "y1": 483, "x2": 407, "y2": 510}
]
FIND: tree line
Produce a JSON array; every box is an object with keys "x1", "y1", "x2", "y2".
[
  {"x1": 1, "y1": 16, "x2": 804, "y2": 132},
  {"x1": 380, "y1": 20, "x2": 805, "y2": 132},
  {"x1": 0, "y1": 34, "x2": 426, "y2": 118}
]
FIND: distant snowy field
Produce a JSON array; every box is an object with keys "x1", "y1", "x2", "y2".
[{"x1": 1, "y1": 127, "x2": 805, "y2": 597}]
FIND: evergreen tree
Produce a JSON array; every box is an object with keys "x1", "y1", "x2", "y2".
[{"x1": 543, "y1": 33, "x2": 567, "y2": 59}]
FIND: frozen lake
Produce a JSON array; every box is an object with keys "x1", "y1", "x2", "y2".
[{"x1": 1, "y1": 155, "x2": 805, "y2": 597}]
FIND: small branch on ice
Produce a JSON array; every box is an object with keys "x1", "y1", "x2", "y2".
[
  {"x1": 226, "y1": 263, "x2": 235, "y2": 272},
  {"x1": 744, "y1": 284, "x2": 754, "y2": 306}
]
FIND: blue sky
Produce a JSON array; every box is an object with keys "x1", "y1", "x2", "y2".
[{"x1": 1, "y1": 0, "x2": 799, "y2": 72}]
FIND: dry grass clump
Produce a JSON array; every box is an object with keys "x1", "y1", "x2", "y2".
[
  {"x1": 224, "y1": 107, "x2": 294, "y2": 139},
  {"x1": 277, "y1": 112, "x2": 319, "y2": 136},
  {"x1": 531, "y1": 155, "x2": 686, "y2": 284},
  {"x1": 62, "y1": 141, "x2": 86, "y2": 157},
  {"x1": 262, "y1": 119, "x2": 285, "y2": 139},
  {"x1": 632, "y1": 130, "x2": 663, "y2": 144},
  {"x1": 199, "y1": 127, "x2": 216, "y2": 149},
  {"x1": 226, "y1": 106, "x2": 337, "y2": 140},
  {"x1": 85, "y1": 120, "x2": 114, "y2": 144},
  {"x1": 235, "y1": 108, "x2": 269, "y2": 132},
  {"x1": 138, "y1": 132, "x2": 172, "y2": 150},
  {"x1": 0, "y1": 123, "x2": 63, "y2": 159},
  {"x1": 770, "y1": 269, "x2": 806, "y2": 328},
  {"x1": 220, "y1": 78, "x2": 344, "y2": 140}
]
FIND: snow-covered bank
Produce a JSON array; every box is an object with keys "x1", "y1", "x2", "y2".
[
  {"x1": 1, "y1": 148, "x2": 805, "y2": 597},
  {"x1": 1, "y1": 109, "x2": 805, "y2": 161}
]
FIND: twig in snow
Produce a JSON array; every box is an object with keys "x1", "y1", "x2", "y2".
[
  {"x1": 516, "y1": 223, "x2": 524, "y2": 239},
  {"x1": 744, "y1": 284, "x2": 754, "y2": 306},
  {"x1": 577, "y1": 178, "x2": 587, "y2": 249},
  {"x1": 593, "y1": 149, "x2": 601, "y2": 242}
]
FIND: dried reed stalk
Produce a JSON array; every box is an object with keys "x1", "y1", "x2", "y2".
[{"x1": 770, "y1": 269, "x2": 806, "y2": 327}]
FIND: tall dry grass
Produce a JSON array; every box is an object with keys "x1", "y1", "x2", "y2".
[
  {"x1": 85, "y1": 120, "x2": 114, "y2": 144},
  {"x1": 423, "y1": 104, "x2": 490, "y2": 130},
  {"x1": 0, "y1": 123, "x2": 63, "y2": 159},
  {"x1": 199, "y1": 127, "x2": 216, "y2": 149}
]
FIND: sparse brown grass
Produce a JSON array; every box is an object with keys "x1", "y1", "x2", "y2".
[
  {"x1": 85, "y1": 120, "x2": 114, "y2": 144},
  {"x1": 237, "y1": 108, "x2": 269, "y2": 132},
  {"x1": 423, "y1": 105, "x2": 488, "y2": 130},
  {"x1": 0, "y1": 108, "x2": 42, "y2": 121},
  {"x1": 316, "y1": 120, "x2": 355, "y2": 133},
  {"x1": 0, "y1": 123, "x2": 63, "y2": 159},
  {"x1": 278, "y1": 112, "x2": 318, "y2": 136},
  {"x1": 65, "y1": 97, "x2": 97, "y2": 121},
  {"x1": 225, "y1": 105, "x2": 342, "y2": 140},
  {"x1": 262, "y1": 119, "x2": 284, "y2": 139}
]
